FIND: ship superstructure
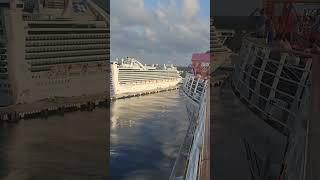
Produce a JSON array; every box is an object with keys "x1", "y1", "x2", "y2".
[
  {"x1": 0, "y1": 0, "x2": 109, "y2": 106},
  {"x1": 110, "y1": 57, "x2": 181, "y2": 97},
  {"x1": 210, "y1": 18, "x2": 235, "y2": 72}
]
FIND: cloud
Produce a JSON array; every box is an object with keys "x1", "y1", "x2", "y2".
[
  {"x1": 111, "y1": 0, "x2": 149, "y2": 26},
  {"x1": 111, "y1": 0, "x2": 209, "y2": 65},
  {"x1": 182, "y1": 0, "x2": 200, "y2": 19},
  {"x1": 145, "y1": 28, "x2": 157, "y2": 42}
]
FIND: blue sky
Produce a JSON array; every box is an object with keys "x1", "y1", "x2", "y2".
[{"x1": 111, "y1": 0, "x2": 210, "y2": 66}]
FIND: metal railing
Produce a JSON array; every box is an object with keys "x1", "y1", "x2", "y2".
[
  {"x1": 233, "y1": 34, "x2": 313, "y2": 180},
  {"x1": 170, "y1": 76, "x2": 210, "y2": 180},
  {"x1": 233, "y1": 35, "x2": 312, "y2": 134}
]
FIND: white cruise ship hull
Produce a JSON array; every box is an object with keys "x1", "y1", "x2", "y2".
[{"x1": 113, "y1": 79, "x2": 181, "y2": 96}]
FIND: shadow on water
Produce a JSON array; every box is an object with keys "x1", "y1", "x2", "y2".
[
  {"x1": 0, "y1": 109, "x2": 108, "y2": 180},
  {"x1": 0, "y1": 124, "x2": 14, "y2": 179}
]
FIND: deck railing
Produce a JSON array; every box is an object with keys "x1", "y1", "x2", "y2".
[
  {"x1": 170, "y1": 77, "x2": 210, "y2": 180},
  {"x1": 232, "y1": 34, "x2": 313, "y2": 180},
  {"x1": 233, "y1": 34, "x2": 312, "y2": 135}
]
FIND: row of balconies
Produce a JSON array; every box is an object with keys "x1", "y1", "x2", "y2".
[
  {"x1": 29, "y1": 57, "x2": 107, "y2": 66},
  {"x1": 25, "y1": 49, "x2": 107, "y2": 60},
  {"x1": 26, "y1": 34, "x2": 109, "y2": 41},
  {"x1": 26, "y1": 54, "x2": 109, "y2": 64},
  {"x1": 26, "y1": 39, "x2": 109, "y2": 47},
  {"x1": 26, "y1": 45, "x2": 108, "y2": 53},
  {"x1": 27, "y1": 30, "x2": 109, "y2": 35},
  {"x1": 35, "y1": 79, "x2": 71, "y2": 87}
]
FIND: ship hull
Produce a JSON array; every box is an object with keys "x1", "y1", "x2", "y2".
[
  {"x1": 114, "y1": 79, "x2": 181, "y2": 96},
  {"x1": 110, "y1": 60, "x2": 182, "y2": 98}
]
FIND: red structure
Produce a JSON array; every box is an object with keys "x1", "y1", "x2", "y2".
[{"x1": 191, "y1": 52, "x2": 210, "y2": 79}]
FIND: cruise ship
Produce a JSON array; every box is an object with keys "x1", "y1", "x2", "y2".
[
  {"x1": 0, "y1": 0, "x2": 109, "y2": 106},
  {"x1": 110, "y1": 57, "x2": 182, "y2": 97}
]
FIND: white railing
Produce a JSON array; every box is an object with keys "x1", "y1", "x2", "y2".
[
  {"x1": 170, "y1": 76, "x2": 210, "y2": 180},
  {"x1": 232, "y1": 34, "x2": 313, "y2": 180},
  {"x1": 185, "y1": 87, "x2": 210, "y2": 180}
]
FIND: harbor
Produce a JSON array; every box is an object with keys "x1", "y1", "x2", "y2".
[{"x1": 0, "y1": 85, "x2": 180, "y2": 123}]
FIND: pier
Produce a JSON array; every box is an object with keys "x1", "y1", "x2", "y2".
[
  {"x1": 0, "y1": 86, "x2": 180, "y2": 123},
  {"x1": 0, "y1": 94, "x2": 110, "y2": 123},
  {"x1": 111, "y1": 86, "x2": 180, "y2": 100}
]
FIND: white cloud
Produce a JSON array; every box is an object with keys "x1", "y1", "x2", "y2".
[
  {"x1": 111, "y1": 0, "x2": 149, "y2": 25},
  {"x1": 111, "y1": 0, "x2": 209, "y2": 65},
  {"x1": 182, "y1": 0, "x2": 200, "y2": 19},
  {"x1": 145, "y1": 28, "x2": 157, "y2": 42}
]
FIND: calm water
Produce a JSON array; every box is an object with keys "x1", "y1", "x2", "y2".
[
  {"x1": 0, "y1": 108, "x2": 108, "y2": 180},
  {"x1": 110, "y1": 90, "x2": 189, "y2": 180},
  {"x1": 0, "y1": 90, "x2": 189, "y2": 180}
]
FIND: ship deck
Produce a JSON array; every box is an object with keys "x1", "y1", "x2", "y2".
[{"x1": 210, "y1": 57, "x2": 287, "y2": 180}]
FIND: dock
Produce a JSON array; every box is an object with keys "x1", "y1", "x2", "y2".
[
  {"x1": 0, "y1": 93, "x2": 110, "y2": 123},
  {"x1": 111, "y1": 86, "x2": 180, "y2": 100},
  {"x1": 0, "y1": 86, "x2": 180, "y2": 123}
]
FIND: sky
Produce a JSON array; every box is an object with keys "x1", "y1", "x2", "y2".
[{"x1": 110, "y1": 0, "x2": 210, "y2": 66}]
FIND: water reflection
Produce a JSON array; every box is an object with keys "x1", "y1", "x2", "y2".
[{"x1": 110, "y1": 90, "x2": 189, "y2": 180}]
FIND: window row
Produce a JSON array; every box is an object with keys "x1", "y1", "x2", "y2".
[
  {"x1": 29, "y1": 57, "x2": 107, "y2": 66},
  {"x1": 26, "y1": 40, "x2": 108, "y2": 47},
  {"x1": 26, "y1": 34, "x2": 108, "y2": 41},
  {"x1": 26, "y1": 51, "x2": 107, "y2": 60},
  {"x1": 36, "y1": 79, "x2": 71, "y2": 86},
  {"x1": 26, "y1": 45, "x2": 108, "y2": 53}
]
